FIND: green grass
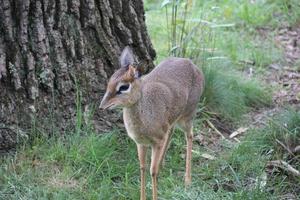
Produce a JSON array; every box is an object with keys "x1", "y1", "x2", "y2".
[
  {"x1": 202, "y1": 60, "x2": 271, "y2": 122},
  {"x1": 146, "y1": 0, "x2": 288, "y2": 69},
  {"x1": 1, "y1": 109, "x2": 299, "y2": 199},
  {"x1": 0, "y1": 131, "x2": 140, "y2": 200},
  {"x1": 145, "y1": 0, "x2": 300, "y2": 28}
]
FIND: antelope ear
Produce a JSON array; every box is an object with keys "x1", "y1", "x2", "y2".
[
  {"x1": 120, "y1": 46, "x2": 134, "y2": 68},
  {"x1": 123, "y1": 65, "x2": 141, "y2": 81},
  {"x1": 134, "y1": 61, "x2": 147, "y2": 78},
  {"x1": 122, "y1": 65, "x2": 136, "y2": 82}
]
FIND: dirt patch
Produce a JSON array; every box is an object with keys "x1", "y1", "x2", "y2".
[
  {"x1": 271, "y1": 25, "x2": 300, "y2": 105},
  {"x1": 250, "y1": 25, "x2": 300, "y2": 126},
  {"x1": 276, "y1": 26, "x2": 300, "y2": 64}
]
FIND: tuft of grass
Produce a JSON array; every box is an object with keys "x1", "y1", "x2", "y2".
[
  {"x1": 261, "y1": 108, "x2": 300, "y2": 156},
  {"x1": 202, "y1": 60, "x2": 272, "y2": 122}
]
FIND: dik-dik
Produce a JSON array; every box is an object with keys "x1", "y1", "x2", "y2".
[{"x1": 100, "y1": 47, "x2": 204, "y2": 200}]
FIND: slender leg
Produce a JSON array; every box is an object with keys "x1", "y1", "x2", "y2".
[
  {"x1": 150, "y1": 143, "x2": 164, "y2": 200},
  {"x1": 160, "y1": 128, "x2": 174, "y2": 167},
  {"x1": 137, "y1": 144, "x2": 148, "y2": 200},
  {"x1": 184, "y1": 125, "x2": 193, "y2": 186}
]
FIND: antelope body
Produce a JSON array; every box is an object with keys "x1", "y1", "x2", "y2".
[{"x1": 100, "y1": 47, "x2": 204, "y2": 200}]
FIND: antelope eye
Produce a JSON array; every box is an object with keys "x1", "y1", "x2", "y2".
[
  {"x1": 119, "y1": 84, "x2": 129, "y2": 91},
  {"x1": 116, "y1": 84, "x2": 130, "y2": 94}
]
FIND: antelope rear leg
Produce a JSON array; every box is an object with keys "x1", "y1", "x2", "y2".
[
  {"x1": 179, "y1": 120, "x2": 194, "y2": 187},
  {"x1": 160, "y1": 128, "x2": 174, "y2": 167},
  {"x1": 185, "y1": 124, "x2": 193, "y2": 186}
]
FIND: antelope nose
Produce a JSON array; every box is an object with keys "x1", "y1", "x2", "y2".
[
  {"x1": 99, "y1": 92, "x2": 110, "y2": 110},
  {"x1": 99, "y1": 98, "x2": 106, "y2": 110},
  {"x1": 99, "y1": 101, "x2": 104, "y2": 110}
]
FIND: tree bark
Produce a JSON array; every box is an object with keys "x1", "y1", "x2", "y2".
[{"x1": 0, "y1": 0, "x2": 156, "y2": 150}]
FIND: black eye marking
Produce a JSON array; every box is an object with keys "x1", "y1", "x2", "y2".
[
  {"x1": 119, "y1": 84, "x2": 129, "y2": 91},
  {"x1": 116, "y1": 84, "x2": 130, "y2": 94}
]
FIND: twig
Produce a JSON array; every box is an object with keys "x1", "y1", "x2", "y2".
[
  {"x1": 268, "y1": 160, "x2": 300, "y2": 177},
  {"x1": 238, "y1": 59, "x2": 255, "y2": 65},
  {"x1": 229, "y1": 127, "x2": 248, "y2": 138},
  {"x1": 233, "y1": 138, "x2": 241, "y2": 143},
  {"x1": 192, "y1": 150, "x2": 216, "y2": 160},
  {"x1": 275, "y1": 139, "x2": 295, "y2": 156},
  {"x1": 201, "y1": 153, "x2": 215, "y2": 160},
  {"x1": 206, "y1": 119, "x2": 225, "y2": 139}
]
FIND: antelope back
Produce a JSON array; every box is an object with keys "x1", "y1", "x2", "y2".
[{"x1": 134, "y1": 57, "x2": 204, "y2": 128}]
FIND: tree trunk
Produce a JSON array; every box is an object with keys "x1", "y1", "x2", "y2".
[{"x1": 0, "y1": 0, "x2": 156, "y2": 150}]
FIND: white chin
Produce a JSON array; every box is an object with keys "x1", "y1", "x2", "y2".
[{"x1": 106, "y1": 104, "x2": 115, "y2": 110}]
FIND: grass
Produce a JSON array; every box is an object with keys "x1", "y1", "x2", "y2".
[
  {"x1": 202, "y1": 60, "x2": 271, "y2": 122},
  {"x1": 0, "y1": 131, "x2": 140, "y2": 199},
  {"x1": 1, "y1": 109, "x2": 299, "y2": 199},
  {"x1": 1, "y1": 0, "x2": 300, "y2": 199},
  {"x1": 145, "y1": 0, "x2": 290, "y2": 65}
]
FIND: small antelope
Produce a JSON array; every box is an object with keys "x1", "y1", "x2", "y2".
[{"x1": 100, "y1": 47, "x2": 204, "y2": 200}]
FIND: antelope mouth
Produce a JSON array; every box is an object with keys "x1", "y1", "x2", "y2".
[
  {"x1": 106, "y1": 103, "x2": 118, "y2": 110},
  {"x1": 100, "y1": 102, "x2": 115, "y2": 110},
  {"x1": 100, "y1": 101, "x2": 122, "y2": 110}
]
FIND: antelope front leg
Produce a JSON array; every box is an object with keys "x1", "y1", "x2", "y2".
[
  {"x1": 137, "y1": 144, "x2": 148, "y2": 200},
  {"x1": 150, "y1": 143, "x2": 164, "y2": 200}
]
